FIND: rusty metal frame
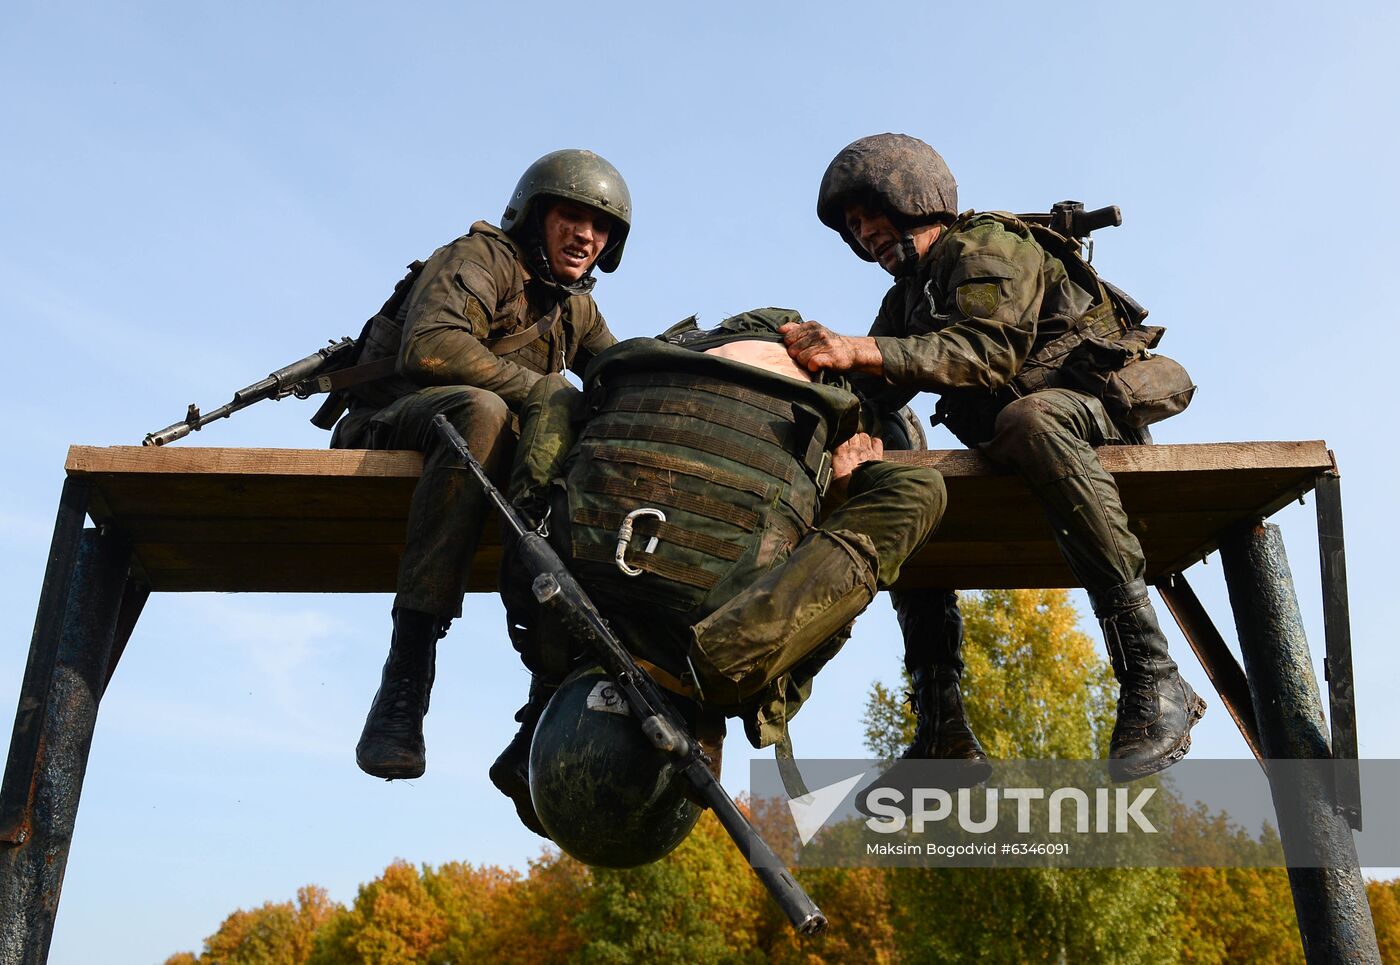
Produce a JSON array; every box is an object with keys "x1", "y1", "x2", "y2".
[{"x1": 0, "y1": 482, "x2": 146, "y2": 963}]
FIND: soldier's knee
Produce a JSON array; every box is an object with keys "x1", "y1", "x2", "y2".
[
  {"x1": 987, "y1": 394, "x2": 1075, "y2": 466},
  {"x1": 853, "y1": 460, "x2": 947, "y2": 528}
]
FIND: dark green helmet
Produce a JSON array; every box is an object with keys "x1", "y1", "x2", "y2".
[
  {"x1": 817, "y1": 134, "x2": 958, "y2": 262},
  {"x1": 502, "y1": 149, "x2": 632, "y2": 273},
  {"x1": 529, "y1": 666, "x2": 700, "y2": 868}
]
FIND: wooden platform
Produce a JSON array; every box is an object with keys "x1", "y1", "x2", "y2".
[{"x1": 63, "y1": 442, "x2": 1335, "y2": 593}]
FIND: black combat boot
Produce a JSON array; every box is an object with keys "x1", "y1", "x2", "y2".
[
  {"x1": 902, "y1": 666, "x2": 992, "y2": 783},
  {"x1": 895, "y1": 590, "x2": 991, "y2": 783},
  {"x1": 489, "y1": 679, "x2": 556, "y2": 838},
  {"x1": 1094, "y1": 580, "x2": 1207, "y2": 781},
  {"x1": 856, "y1": 593, "x2": 990, "y2": 813},
  {"x1": 355, "y1": 608, "x2": 442, "y2": 780}
]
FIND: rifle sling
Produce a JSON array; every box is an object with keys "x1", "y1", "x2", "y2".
[{"x1": 480, "y1": 302, "x2": 563, "y2": 357}]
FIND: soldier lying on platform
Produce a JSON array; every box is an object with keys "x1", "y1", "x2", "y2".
[{"x1": 486, "y1": 307, "x2": 945, "y2": 856}]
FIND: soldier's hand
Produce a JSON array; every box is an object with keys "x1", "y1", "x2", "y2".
[
  {"x1": 826, "y1": 432, "x2": 884, "y2": 502},
  {"x1": 779, "y1": 322, "x2": 884, "y2": 375}
]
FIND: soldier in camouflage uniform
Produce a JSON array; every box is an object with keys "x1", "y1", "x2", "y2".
[
  {"x1": 330, "y1": 150, "x2": 631, "y2": 780},
  {"x1": 490, "y1": 308, "x2": 947, "y2": 836},
  {"x1": 784, "y1": 134, "x2": 1204, "y2": 781}
]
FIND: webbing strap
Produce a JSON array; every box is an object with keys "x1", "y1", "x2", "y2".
[
  {"x1": 581, "y1": 444, "x2": 772, "y2": 499},
  {"x1": 572, "y1": 507, "x2": 745, "y2": 562},
  {"x1": 599, "y1": 394, "x2": 792, "y2": 451},
  {"x1": 582, "y1": 476, "x2": 760, "y2": 531},
  {"x1": 610, "y1": 371, "x2": 797, "y2": 421},
  {"x1": 775, "y1": 730, "x2": 812, "y2": 800},
  {"x1": 583, "y1": 418, "x2": 797, "y2": 485},
  {"x1": 480, "y1": 301, "x2": 562, "y2": 357},
  {"x1": 571, "y1": 541, "x2": 720, "y2": 590}
]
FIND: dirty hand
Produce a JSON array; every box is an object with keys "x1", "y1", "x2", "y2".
[
  {"x1": 779, "y1": 322, "x2": 884, "y2": 375},
  {"x1": 825, "y1": 432, "x2": 884, "y2": 503}
]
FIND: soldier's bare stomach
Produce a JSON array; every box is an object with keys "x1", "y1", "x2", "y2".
[{"x1": 703, "y1": 340, "x2": 813, "y2": 382}]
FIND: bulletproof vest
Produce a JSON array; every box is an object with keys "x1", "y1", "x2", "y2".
[{"x1": 563, "y1": 336, "x2": 860, "y2": 623}]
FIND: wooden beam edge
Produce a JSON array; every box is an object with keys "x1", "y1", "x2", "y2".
[{"x1": 66, "y1": 440, "x2": 1331, "y2": 481}]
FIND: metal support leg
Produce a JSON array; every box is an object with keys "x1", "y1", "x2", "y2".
[
  {"x1": 1154, "y1": 573, "x2": 1264, "y2": 764},
  {"x1": 1314, "y1": 470, "x2": 1361, "y2": 829},
  {"x1": 0, "y1": 521, "x2": 138, "y2": 965},
  {"x1": 1219, "y1": 521, "x2": 1379, "y2": 965}
]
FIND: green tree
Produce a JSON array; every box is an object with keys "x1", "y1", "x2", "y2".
[
  {"x1": 863, "y1": 589, "x2": 1180, "y2": 964},
  {"x1": 864, "y1": 588, "x2": 1115, "y2": 761},
  {"x1": 572, "y1": 810, "x2": 766, "y2": 964}
]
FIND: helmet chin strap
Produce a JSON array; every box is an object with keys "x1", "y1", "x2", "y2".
[{"x1": 887, "y1": 233, "x2": 922, "y2": 277}]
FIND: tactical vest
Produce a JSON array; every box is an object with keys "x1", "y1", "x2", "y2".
[
  {"x1": 933, "y1": 212, "x2": 1192, "y2": 442},
  {"x1": 562, "y1": 337, "x2": 860, "y2": 628}
]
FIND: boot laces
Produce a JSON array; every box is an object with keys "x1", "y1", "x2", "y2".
[{"x1": 374, "y1": 673, "x2": 426, "y2": 733}]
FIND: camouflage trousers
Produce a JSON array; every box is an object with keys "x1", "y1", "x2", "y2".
[
  {"x1": 332, "y1": 385, "x2": 516, "y2": 619},
  {"x1": 890, "y1": 386, "x2": 1143, "y2": 675},
  {"x1": 983, "y1": 387, "x2": 1144, "y2": 593}
]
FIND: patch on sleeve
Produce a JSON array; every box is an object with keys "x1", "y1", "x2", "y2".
[
  {"x1": 454, "y1": 259, "x2": 500, "y2": 313},
  {"x1": 955, "y1": 282, "x2": 1002, "y2": 318},
  {"x1": 586, "y1": 680, "x2": 631, "y2": 716}
]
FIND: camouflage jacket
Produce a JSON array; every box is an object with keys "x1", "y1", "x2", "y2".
[
  {"x1": 865, "y1": 211, "x2": 1100, "y2": 441},
  {"x1": 350, "y1": 221, "x2": 615, "y2": 412}
]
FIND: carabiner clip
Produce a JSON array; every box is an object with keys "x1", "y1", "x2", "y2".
[{"x1": 615, "y1": 507, "x2": 666, "y2": 576}]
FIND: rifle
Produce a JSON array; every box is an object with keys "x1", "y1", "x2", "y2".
[
  {"x1": 142, "y1": 337, "x2": 358, "y2": 446},
  {"x1": 1017, "y1": 199, "x2": 1122, "y2": 241},
  {"x1": 431, "y1": 414, "x2": 828, "y2": 937}
]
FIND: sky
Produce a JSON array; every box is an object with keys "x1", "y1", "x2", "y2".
[{"x1": 3, "y1": 1, "x2": 1398, "y2": 961}]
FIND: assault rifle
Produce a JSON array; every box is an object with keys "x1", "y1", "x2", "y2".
[
  {"x1": 431, "y1": 414, "x2": 828, "y2": 937},
  {"x1": 142, "y1": 337, "x2": 358, "y2": 446}
]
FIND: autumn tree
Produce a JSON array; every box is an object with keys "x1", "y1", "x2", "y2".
[{"x1": 166, "y1": 885, "x2": 339, "y2": 965}]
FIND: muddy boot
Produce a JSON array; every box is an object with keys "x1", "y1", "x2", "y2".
[
  {"x1": 355, "y1": 608, "x2": 442, "y2": 780},
  {"x1": 489, "y1": 679, "x2": 556, "y2": 838},
  {"x1": 895, "y1": 590, "x2": 991, "y2": 782},
  {"x1": 1094, "y1": 580, "x2": 1207, "y2": 781}
]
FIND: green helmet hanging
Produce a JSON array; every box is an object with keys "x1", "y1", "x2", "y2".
[
  {"x1": 529, "y1": 666, "x2": 701, "y2": 868},
  {"x1": 502, "y1": 149, "x2": 632, "y2": 273}
]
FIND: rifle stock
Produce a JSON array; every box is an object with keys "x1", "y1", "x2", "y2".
[{"x1": 430, "y1": 414, "x2": 827, "y2": 937}]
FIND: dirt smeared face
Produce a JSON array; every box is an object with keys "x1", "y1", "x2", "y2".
[
  {"x1": 844, "y1": 202, "x2": 941, "y2": 276},
  {"x1": 542, "y1": 200, "x2": 612, "y2": 282}
]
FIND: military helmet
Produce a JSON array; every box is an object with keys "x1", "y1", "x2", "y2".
[
  {"x1": 817, "y1": 134, "x2": 959, "y2": 262},
  {"x1": 529, "y1": 666, "x2": 701, "y2": 867},
  {"x1": 502, "y1": 149, "x2": 632, "y2": 273}
]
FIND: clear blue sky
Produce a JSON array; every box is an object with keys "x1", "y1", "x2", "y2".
[{"x1": 3, "y1": 2, "x2": 1398, "y2": 961}]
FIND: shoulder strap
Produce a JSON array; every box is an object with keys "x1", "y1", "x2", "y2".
[{"x1": 479, "y1": 300, "x2": 563, "y2": 357}]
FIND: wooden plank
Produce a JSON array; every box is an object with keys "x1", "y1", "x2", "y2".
[
  {"x1": 68, "y1": 441, "x2": 1329, "y2": 481},
  {"x1": 65, "y1": 446, "x2": 423, "y2": 478},
  {"x1": 63, "y1": 442, "x2": 1333, "y2": 593}
]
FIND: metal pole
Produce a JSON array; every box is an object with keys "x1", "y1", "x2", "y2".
[
  {"x1": 1314, "y1": 470, "x2": 1361, "y2": 829},
  {"x1": 0, "y1": 527, "x2": 135, "y2": 965},
  {"x1": 1219, "y1": 521, "x2": 1379, "y2": 964}
]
